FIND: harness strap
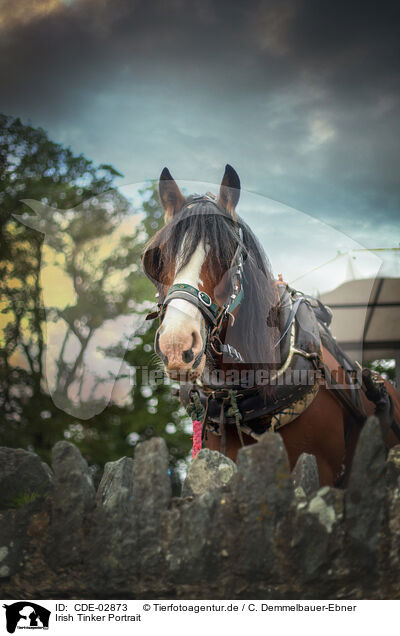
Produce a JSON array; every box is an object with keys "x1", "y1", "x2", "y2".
[
  {"x1": 226, "y1": 390, "x2": 245, "y2": 447},
  {"x1": 164, "y1": 284, "x2": 220, "y2": 324},
  {"x1": 319, "y1": 361, "x2": 365, "y2": 422},
  {"x1": 275, "y1": 296, "x2": 306, "y2": 348},
  {"x1": 219, "y1": 400, "x2": 227, "y2": 455}
]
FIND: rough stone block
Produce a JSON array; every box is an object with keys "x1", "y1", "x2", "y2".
[
  {"x1": 292, "y1": 485, "x2": 344, "y2": 583},
  {"x1": 0, "y1": 503, "x2": 44, "y2": 579},
  {"x1": 344, "y1": 416, "x2": 386, "y2": 572},
  {"x1": 385, "y1": 446, "x2": 400, "y2": 575},
  {"x1": 48, "y1": 441, "x2": 96, "y2": 567},
  {"x1": 0, "y1": 447, "x2": 53, "y2": 509},
  {"x1": 233, "y1": 432, "x2": 294, "y2": 578},
  {"x1": 97, "y1": 456, "x2": 134, "y2": 514},
  {"x1": 85, "y1": 457, "x2": 136, "y2": 590},
  {"x1": 0, "y1": 448, "x2": 53, "y2": 580},
  {"x1": 291, "y1": 452, "x2": 319, "y2": 497},
  {"x1": 132, "y1": 437, "x2": 172, "y2": 576},
  {"x1": 386, "y1": 445, "x2": 400, "y2": 489},
  {"x1": 181, "y1": 449, "x2": 237, "y2": 498}
]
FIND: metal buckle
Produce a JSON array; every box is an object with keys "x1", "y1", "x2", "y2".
[{"x1": 198, "y1": 291, "x2": 212, "y2": 307}]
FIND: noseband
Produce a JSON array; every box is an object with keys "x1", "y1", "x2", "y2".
[{"x1": 146, "y1": 194, "x2": 245, "y2": 363}]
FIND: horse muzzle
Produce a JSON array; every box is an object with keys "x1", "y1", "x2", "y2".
[{"x1": 154, "y1": 322, "x2": 207, "y2": 382}]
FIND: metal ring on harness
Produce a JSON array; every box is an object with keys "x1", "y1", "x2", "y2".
[{"x1": 198, "y1": 291, "x2": 212, "y2": 307}]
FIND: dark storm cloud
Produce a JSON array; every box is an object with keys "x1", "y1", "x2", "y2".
[
  {"x1": 288, "y1": 0, "x2": 400, "y2": 88},
  {"x1": 0, "y1": 0, "x2": 246, "y2": 115},
  {"x1": 3, "y1": 0, "x2": 397, "y2": 110},
  {"x1": 1, "y1": 0, "x2": 399, "y2": 244}
]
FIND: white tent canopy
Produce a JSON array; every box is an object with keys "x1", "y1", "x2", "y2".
[{"x1": 320, "y1": 277, "x2": 400, "y2": 386}]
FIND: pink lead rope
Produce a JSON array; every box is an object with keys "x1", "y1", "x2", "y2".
[{"x1": 192, "y1": 420, "x2": 202, "y2": 458}]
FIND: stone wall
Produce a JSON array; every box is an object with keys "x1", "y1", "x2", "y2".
[{"x1": 0, "y1": 416, "x2": 399, "y2": 599}]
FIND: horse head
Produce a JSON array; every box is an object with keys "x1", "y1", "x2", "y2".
[{"x1": 143, "y1": 165, "x2": 278, "y2": 384}]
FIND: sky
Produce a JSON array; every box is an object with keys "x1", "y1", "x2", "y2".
[{"x1": 1, "y1": 0, "x2": 400, "y2": 266}]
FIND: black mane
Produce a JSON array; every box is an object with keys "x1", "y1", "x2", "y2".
[{"x1": 143, "y1": 198, "x2": 278, "y2": 370}]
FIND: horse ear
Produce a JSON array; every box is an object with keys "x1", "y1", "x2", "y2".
[
  {"x1": 159, "y1": 168, "x2": 185, "y2": 223},
  {"x1": 217, "y1": 164, "x2": 240, "y2": 217}
]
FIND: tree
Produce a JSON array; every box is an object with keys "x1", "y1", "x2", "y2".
[{"x1": 0, "y1": 114, "x2": 191, "y2": 481}]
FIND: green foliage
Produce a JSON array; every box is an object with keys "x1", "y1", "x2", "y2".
[
  {"x1": 365, "y1": 358, "x2": 395, "y2": 383},
  {"x1": 0, "y1": 114, "x2": 191, "y2": 482},
  {"x1": 5, "y1": 490, "x2": 41, "y2": 509}
]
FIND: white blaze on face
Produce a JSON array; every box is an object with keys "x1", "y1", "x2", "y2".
[
  {"x1": 158, "y1": 238, "x2": 207, "y2": 372},
  {"x1": 163, "y1": 240, "x2": 206, "y2": 328}
]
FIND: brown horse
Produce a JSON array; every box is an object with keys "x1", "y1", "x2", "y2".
[{"x1": 143, "y1": 165, "x2": 400, "y2": 486}]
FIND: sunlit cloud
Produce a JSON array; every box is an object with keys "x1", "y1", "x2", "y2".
[
  {"x1": 249, "y1": 2, "x2": 295, "y2": 57},
  {"x1": 0, "y1": 0, "x2": 62, "y2": 28},
  {"x1": 304, "y1": 115, "x2": 336, "y2": 151}
]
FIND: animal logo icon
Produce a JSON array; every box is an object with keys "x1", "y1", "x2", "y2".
[{"x1": 3, "y1": 602, "x2": 50, "y2": 633}]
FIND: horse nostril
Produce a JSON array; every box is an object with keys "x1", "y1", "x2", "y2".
[
  {"x1": 182, "y1": 348, "x2": 194, "y2": 363},
  {"x1": 182, "y1": 331, "x2": 200, "y2": 363},
  {"x1": 191, "y1": 329, "x2": 202, "y2": 350}
]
